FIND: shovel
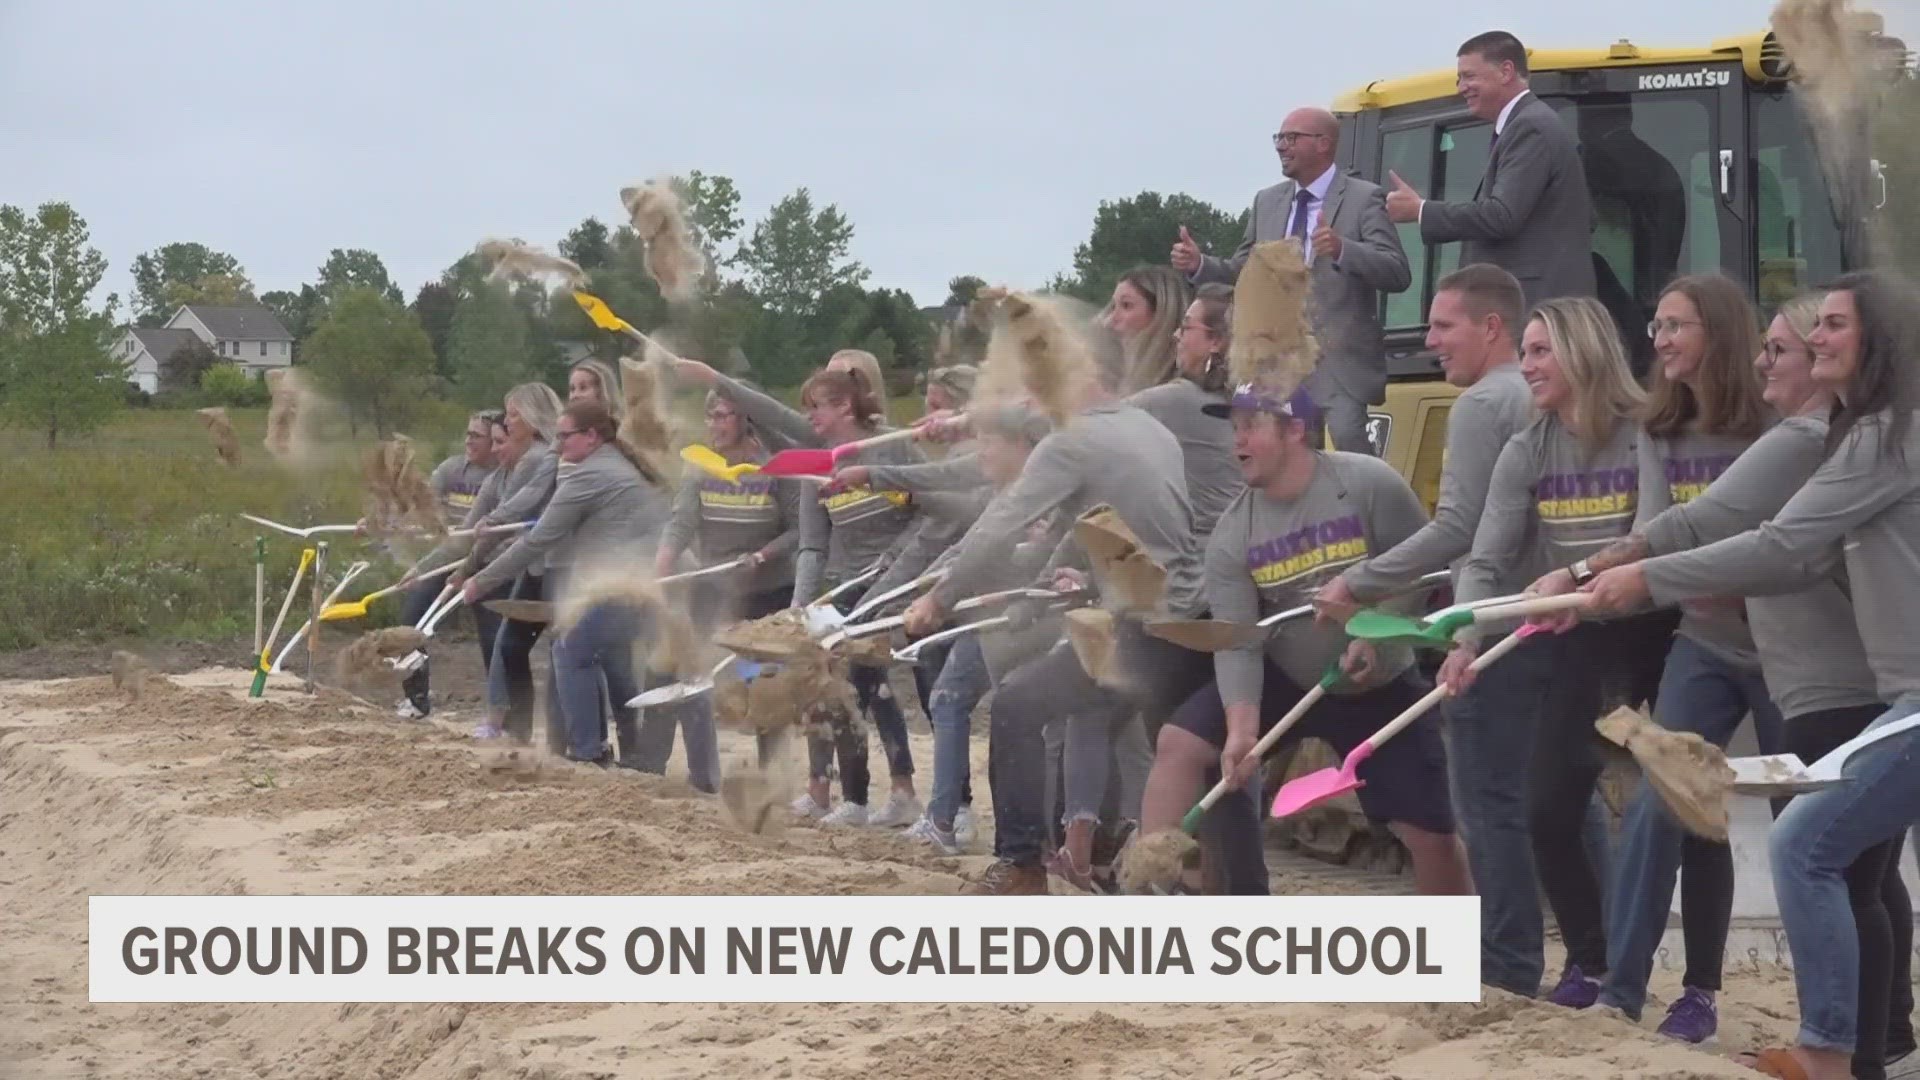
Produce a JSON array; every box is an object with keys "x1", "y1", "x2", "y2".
[
  {"x1": 891, "y1": 616, "x2": 1011, "y2": 664},
  {"x1": 1180, "y1": 664, "x2": 1347, "y2": 835},
  {"x1": 680, "y1": 444, "x2": 762, "y2": 484},
  {"x1": 249, "y1": 547, "x2": 316, "y2": 697},
  {"x1": 795, "y1": 562, "x2": 886, "y2": 634},
  {"x1": 390, "y1": 590, "x2": 466, "y2": 675},
  {"x1": 759, "y1": 427, "x2": 924, "y2": 478},
  {"x1": 659, "y1": 557, "x2": 749, "y2": 587},
  {"x1": 1271, "y1": 623, "x2": 1546, "y2": 819},
  {"x1": 270, "y1": 561, "x2": 370, "y2": 673},
  {"x1": 482, "y1": 599, "x2": 553, "y2": 623},
  {"x1": 817, "y1": 588, "x2": 1051, "y2": 652},
  {"x1": 319, "y1": 560, "x2": 461, "y2": 622},
  {"x1": 572, "y1": 289, "x2": 675, "y2": 356},
  {"x1": 843, "y1": 569, "x2": 949, "y2": 624},
  {"x1": 1344, "y1": 593, "x2": 1588, "y2": 650},
  {"x1": 1146, "y1": 571, "x2": 1452, "y2": 652},
  {"x1": 1728, "y1": 712, "x2": 1920, "y2": 796},
  {"x1": 241, "y1": 514, "x2": 360, "y2": 540}
]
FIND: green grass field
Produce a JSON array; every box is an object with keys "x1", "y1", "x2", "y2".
[{"x1": 0, "y1": 389, "x2": 926, "y2": 651}]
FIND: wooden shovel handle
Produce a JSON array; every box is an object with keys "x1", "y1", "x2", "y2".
[
  {"x1": 1364, "y1": 625, "x2": 1538, "y2": 751},
  {"x1": 1469, "y1": 593, "x2": 1589, "y2": 625}
]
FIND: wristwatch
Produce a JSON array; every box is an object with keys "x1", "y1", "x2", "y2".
[{"x1": 1568, "y1": 559, "x2": 1596, "y2": 586}]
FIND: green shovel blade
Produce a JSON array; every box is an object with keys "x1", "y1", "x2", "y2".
[{"x1": 1343, "y1": 607, "x2": 1473, "y2": 649}]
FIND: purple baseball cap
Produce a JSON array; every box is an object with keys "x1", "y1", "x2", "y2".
[{"x1": 1202, "y1": 382, "x2": 1320, "y2": 421}]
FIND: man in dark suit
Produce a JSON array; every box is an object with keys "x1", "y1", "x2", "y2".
[
  {"x1": 1384, "y1": 30, "x2": 1597, "y2": 308},
  {"x1": 1172, "y1": 107, "x2": 1410, "y2": 454}
]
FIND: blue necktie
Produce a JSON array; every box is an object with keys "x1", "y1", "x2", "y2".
[{"x1": 1289, "y1": 190, "x2": 1314, "y2": 240}]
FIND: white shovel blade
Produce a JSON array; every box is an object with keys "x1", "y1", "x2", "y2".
[{"x1": 1726, "y1": 754, "x2": 1839, "y2": 796}]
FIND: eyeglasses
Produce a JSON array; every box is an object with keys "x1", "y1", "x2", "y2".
[
  {"x1": 1646, "y1": 318, "x2": 1704, "y2": 339},
  {"x1": 1271, "y1": 131, "x2": 1328, "y2": 149},
  {"x1": 555, "y1": 427, "x2": 586, "y2": 441}
]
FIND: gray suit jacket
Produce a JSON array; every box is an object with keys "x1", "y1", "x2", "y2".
[
  {"x1": 470, "y1": 442, "x2": 671, "y2": 595},
  {"x1": 1420, "y1": 93, "x2": 1597, "y2": 308},
  {"x1": 1193, "y1": 171, "x2": 1411, "y2": 405}
]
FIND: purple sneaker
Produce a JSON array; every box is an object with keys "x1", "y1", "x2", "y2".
[
  {"x1": 1547, "y1": 964, "x2": 1601, "y2": 1009},
  {"x1": 1655, "y1": 987, "x2": 1717, "y2": 1043}
]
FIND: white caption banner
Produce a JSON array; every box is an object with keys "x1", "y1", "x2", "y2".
[{"x1": 90, "y1": 895, "x2": 1480, "y2": 1003}]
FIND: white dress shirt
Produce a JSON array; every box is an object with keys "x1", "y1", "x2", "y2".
[{"x1": 1285, "y1": 164, "x2": 1337, "y2": 263}]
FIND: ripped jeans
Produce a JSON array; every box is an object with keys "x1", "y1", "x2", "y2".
[
  {"x1": 927, "y1": 634, "x2": 989, "y2": 829},
  {"x1": 807, "y1": 664, "x2": 914, "y2": 807}
]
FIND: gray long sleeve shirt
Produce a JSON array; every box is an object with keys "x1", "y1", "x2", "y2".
[
  {"x1": 1642, "y1": 410, "x2": 1920, "y2": 703},
  {"x1": 469, "y1": 444, "x2": 672, "y2": 596},
  {"x1": 1458, "y1": 412, "x2": 1642, "y2": 608},
  {"x1": 712, "y1": 373, "x2": 819, "y2": 453},
  {"x1": 1341, "y1": 362, "x2": 1531, "y2": 598},
  {"x1": 424, "y1": 442, "x2": 556, "y2": 572},
  {"x1": 1634, "y1": 424, "x2": 1765, "y2": 668},
  {"x1": 428, "y1": 454, "x2": 494, "y2": 529},
  {"x1": 794, "y1": 429, "x2": 925, "y2": 603},
  {"x1": 661, "y1": 453, "x2": 801, "y2": 595},
  {"x1": 1207, "y1": 453, "x2": 1429, "y2": 706},
  {"x1": 867, "y1": 451, "x2": 988, "y2": 496},
  {"x1": 930, "y1": 402, "x2": 1204, "y2": 618},
  {"x1": 1641, "y1": 415, "x2": 1879, "y2": 719},
  {"x1": 1125, "y1": 378, "x2": 1244, "y2": 535}
]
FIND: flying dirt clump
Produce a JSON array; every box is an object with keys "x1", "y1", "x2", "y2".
[
  {"x1": 619, "y1": 178, "x2": 707, "y2": 305},
  {"x1": 109, "y1": 651, "x2": 155, "y2": 702},
  {"x1": 1596, "y1": 706, "x2": 1734, "y2": 842},
  {"x1": 617, "y1": 354, "x2": 675, "y2": 471},
  {"x1": 262, "y1": 368, "x2": 323, "y2": 467},
  {"x1": 196, "y1": 407, "x2": 241, "y2": 467},
  {"x1": 1230, "y1": 239, "x2": 1319, "y2": 393},
  {"x1": 334, "y1": 627, "x2": 428, "y2": 686},
  {"x1": 718, "y1": 750, "x2": 791, "y2": 836},
  {"x1": 552, "y1": 562, "x2": 707, "y2": 682},
  {"x1": 1117, "y1": 829, "x2": 1199, "y2": 894},
  {"x1": 975, "y1": 288, "x2": 1100, "y2": 426},
  {"x1": 360, "y1": 436, "x2": 443, "y2": 536},
  {"x1": 474, "y1": 238, "x2": 589, "y2": 291}
]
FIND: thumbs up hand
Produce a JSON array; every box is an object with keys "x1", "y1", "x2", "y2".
[
  {"x1": 1170, "y1": 225, "x2": 1202, "y2": 274},
  {"x1": 1384, "y1": 171, "x2": 1424, "y2": 224}
]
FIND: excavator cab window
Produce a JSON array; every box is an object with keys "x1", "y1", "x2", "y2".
[{"x1": 1752, "y1": 88, "x2": 1848, "y2": 311}]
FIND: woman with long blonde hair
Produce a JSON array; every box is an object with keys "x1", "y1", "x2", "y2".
[
  {"x1": 1442, "y1": 296, "x2": 1674, "y2": 1009},
  {"x1": 1102, "y1": 265, "x2": 1192, "y2": 394},
  {"x1": 568, "y1": 357, "x2": 624, "y2": 420}
]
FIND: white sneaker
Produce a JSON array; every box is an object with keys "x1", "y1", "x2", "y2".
[
  {"x1": 819, "y1": 801, "x2": 868, "y2": 828},
  {"x1": 904, "y1": 816, "x2": 963, "y2": 855},
  {"x1": 954, "y1": 805, "x2": 979, "y2": 846},
  {"x1": 789, "y1": 793, "x2": 830, "y2": 820},
  {"x1": 867, "y1": 793, "x2": 923, "y2": 828},
  {"x1": 394, "y1": 701, "x2": 426, "y2": 720}
]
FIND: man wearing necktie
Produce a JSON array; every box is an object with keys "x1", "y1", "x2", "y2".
[
  {"x1": 1384, "y1": 30, "x2": 1598, "y2": 308},
  {"x1": 1173, "y1": 107, "x2": 1410, "y2": 454}
]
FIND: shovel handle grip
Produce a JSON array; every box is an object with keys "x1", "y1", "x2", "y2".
[
  {"x1": 658, "y1": 557, "x2": 748, "y2": 587},
  {"x1": 1470, "y1": 593, "x2": 1589, "y2": 625},
  {"x1": 1191, "y1": 681, "x2": 1334, "y2": 818}
]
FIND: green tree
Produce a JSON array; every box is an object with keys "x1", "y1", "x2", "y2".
[
  {"x1": 162, "y1": 270, "x2": 256, "y2": 312},
  {"x1": 302, "y1": 286, "x2": 435, "y2": 436},
  {"x1": 259, "y1": 285, "x2": 322, "y2": 360},
  {"x1": 735, "y1": 188, "x2": 869, "y2": 315},
  {"x1": 559, "y1": 218, "x2": 614, "y2": 272},
  {"x1": 1052, "y1": 191, "x2": 1247, "y2": 302},
  {"x1": 410, "y1": 281, "x2": 458, "y2": 381},
  {"x1": 129, "y1": 242, "x2": 246, "y2": 325},
  {"x1": 447, "y1": 282, "x2": 535, "y2": 408},
  {"x1": 316, "y1": 247, "x2": 403, "y2": 304},
  {"x1": 0, "y1": 202, "x2": 123, "y2": 448},
  {"x1": 198, "y1": 362, "x2": 269, "y2": 407},
  {"x1": 944, "y1": 275, "x2": 987, "y2": 307},
  {"x1": 160, "y1": 336, "x2": 220, "y2": 391},
  {"x1": 674, "y1": 171, "x2": 744, "y2": 267}
]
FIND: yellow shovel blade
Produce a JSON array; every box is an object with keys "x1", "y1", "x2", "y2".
[
  {"x1": 680, "y1": 444, "x2": 760, "y2": 483},
  {"x1": 571, "y1": 290, "x2": 634, "y2": 334},
  {"x1": 319, "y1": 600, "x2": 370, "y2": 622}
]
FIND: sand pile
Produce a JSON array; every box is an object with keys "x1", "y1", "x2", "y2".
[{"x1": 0, "y1": 664, "x2": 1796, "y2": 1078}]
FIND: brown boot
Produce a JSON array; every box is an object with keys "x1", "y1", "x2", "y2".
[{"x1": 961, "y1": 859, "x2": 1049, "y2": 895}]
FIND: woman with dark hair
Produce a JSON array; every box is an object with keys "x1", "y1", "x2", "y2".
[
  {"x1": 1103, "y1": 265, "x2": 1193, "y2": 394},
  {"x1": 462, "y1": 401, "x2": 673, "y2": 764},
  {"x1": 791, "y1": 367, "x2": 927, "y2": 827},
  {"x1": 1581, "y1": 271, "x2": 1920, "y2": 1080},
  {"x1": 1528, "y1": 273, "x2": 1780, "y2": 1039},
  {"x1": 644, "y1": 387, "x2": 802, "y2": 780},
  {"x1": 1441, "y1": 296, "x2": 1676, "y2": 1009},
  {"x1": 671, "y1": 349, "x2": 890, "y2": 452}
]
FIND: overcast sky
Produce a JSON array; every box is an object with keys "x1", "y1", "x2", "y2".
[{"x1": 3, "y1": 0, "x2": 1914, "y2": 311}]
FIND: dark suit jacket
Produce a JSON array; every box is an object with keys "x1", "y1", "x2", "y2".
[
  {"x1": 1420, "y1": 92, "x2": 1597, "y2": 308},
  {"x1": 1193, "y1": 171, "x2": 1411, "y2": 405}
]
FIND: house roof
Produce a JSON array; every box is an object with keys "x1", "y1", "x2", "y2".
[
  {"x1": 129, "y1": 327, "x2": 200, "y2": 361},
  {"x1": 178, "y1": 303, "x2": 292, "y2": 341}
]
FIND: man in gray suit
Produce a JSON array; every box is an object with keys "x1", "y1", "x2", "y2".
[
  {"x1": 1385, "y1": 30, "x2": 1597, "y2": 308},
  {"x1": 1172, "y1": 107, "x2": 1410, "y2": 454}
]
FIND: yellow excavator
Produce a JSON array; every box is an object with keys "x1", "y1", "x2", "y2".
[{"x1": 1273, "y1": 19, "x2": 1914, "y2": 871}]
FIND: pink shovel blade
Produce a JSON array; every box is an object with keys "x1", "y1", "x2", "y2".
[
  {"x1": 759, "y1": 448, "x2": 837, "y2": 477},
  {"x1": 1270, "y1": 742, "x2": 1377, "y2": 819}
]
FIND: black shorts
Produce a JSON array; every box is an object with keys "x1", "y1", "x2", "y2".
[{"x1": 1166, "y1": 662, "x2": 1456, "y2": 835}]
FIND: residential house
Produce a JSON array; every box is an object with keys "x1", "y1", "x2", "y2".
[{"x1": 112, "y1": 302, "x2": 294, "y2": 393}]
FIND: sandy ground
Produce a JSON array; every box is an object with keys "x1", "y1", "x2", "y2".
[{"x1": 0, "y1": 646, "x2": 1805, "y2": 1079}]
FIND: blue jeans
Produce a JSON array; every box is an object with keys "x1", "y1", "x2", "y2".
[
  {"x1": 623, "y1": 675, "x2": 721, "y2": 793},
  {"x1": 1441, "y1": 633, "x2": 1558, "y2": 996},
  {"x1": 550, "y1": 602, "x2": 642, "y2": 761},
  {"x1": 927, "y1": 634, "x2": 989, "y2": 829},
  {"x1": 1601, "y1": 635, "x2": 1784, "y2": 1016},
  {"x1": 1772, "y1": 697, "x2": 1920, "y2": 1056}
]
